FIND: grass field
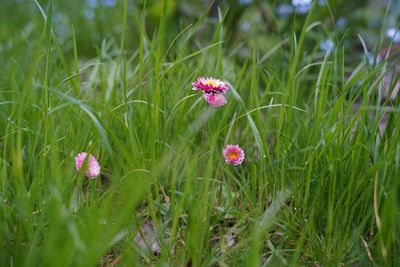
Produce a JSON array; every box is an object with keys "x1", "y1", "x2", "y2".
[{"x1": 1, "y1": 0, "x2": 399, "y2": 265}]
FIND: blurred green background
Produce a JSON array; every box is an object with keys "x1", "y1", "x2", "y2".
[{"x1": 1, "y1": 0, "x2": 398, "y2": 60}]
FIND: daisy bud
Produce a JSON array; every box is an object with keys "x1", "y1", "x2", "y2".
[
  {"x1": 75, "y1": 152, "x2": 101, "y2": 178},
  {"x1": 203, "y1": 93, "x2": 227, "y2": 108}
]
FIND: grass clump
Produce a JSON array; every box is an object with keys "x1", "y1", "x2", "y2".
[{"x1": 0, "y1": 0, "x2": 399, "y2": 266}]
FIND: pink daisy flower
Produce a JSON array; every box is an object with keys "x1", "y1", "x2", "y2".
[
  {"x1": 223, "y1": 144, "x2": 245, "y2": 165},
  {"x1": 203, "y1": 93, "x2": 227, "y2": 108},
  {"x1": 75, "y1": 152, "x2": 101, "y2": 178},
  {"x1": 192, "y1": 77, "x2": 228, "y2": 93}
]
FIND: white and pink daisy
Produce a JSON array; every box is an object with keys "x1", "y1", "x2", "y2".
[
  {"x1": 75, "y1": 152, "x2": 101, "y2": 178},
  {"x1": 192, "y1": 76, "x2": 229, "y2": 108},
  {"x1": 192, "y1": 77, "x2": 228, "y2": 93},
  {"x1": 223, "y1": 144, "x2": 245, "y2": 165}
]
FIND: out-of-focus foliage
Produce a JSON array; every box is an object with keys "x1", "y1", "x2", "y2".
[{"x1": 0, "y1": 0, "x2": 397, "y2": 59}]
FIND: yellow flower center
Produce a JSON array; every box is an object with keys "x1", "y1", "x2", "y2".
[
  {"x1": 227, "y1": 151, "x2": 239, "y2": 160},
  {"x1": 204, "y1": 80, "x2": 218, "y2": 87}
]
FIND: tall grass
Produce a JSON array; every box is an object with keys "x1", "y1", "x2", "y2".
[{"x1": 0, "y1": 0, "x2": 399, "y2": 266}]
